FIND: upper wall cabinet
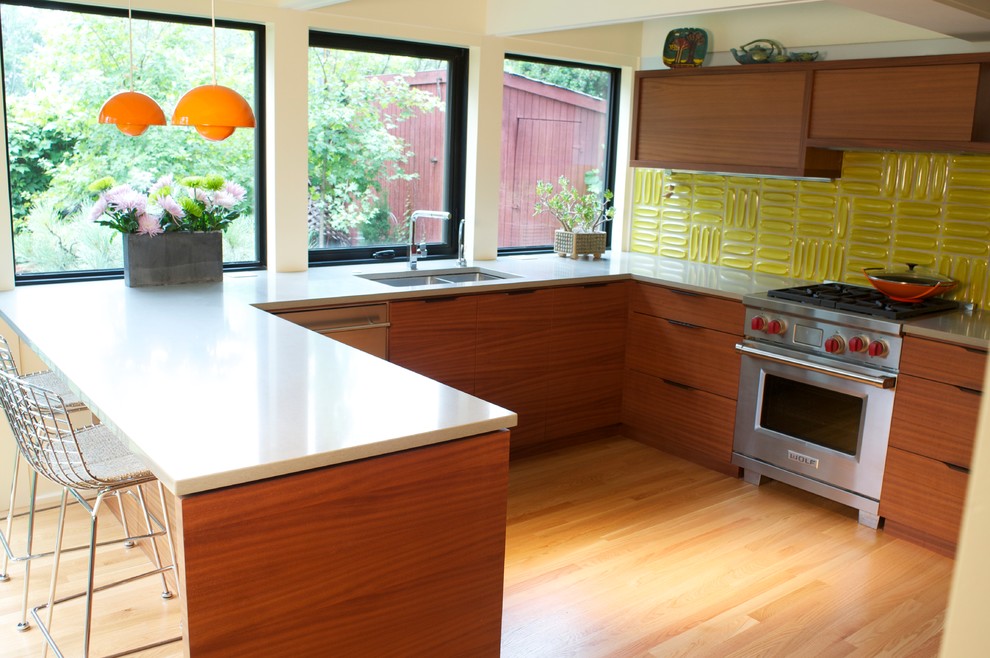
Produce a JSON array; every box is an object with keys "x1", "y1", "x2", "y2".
[
  {"x1": 632, "y1": 68, "x2": 842, "y2": 179},
  {"x1": 807, "y1": 60, "x2": 990, "y2": 150},
  {"x1": 632, "y1": 53, "x2": 990, "y2": 178}
]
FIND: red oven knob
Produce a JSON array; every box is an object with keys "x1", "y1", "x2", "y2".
[
  {"x1": 824, "y1": 336, "x2": 845, "y2": 354},
  {"x1": 868, "y1": 340, "x2": 889, "y2": 358},
  {"x1": 766, "y1": 319, "x2": 786, "y2": 335},
  {"x1": 848, "y1": 336, "x2": 868, "y2": 353},
  {"x1": 751, "y1": 315, "x2": 768, "y2": 332}
]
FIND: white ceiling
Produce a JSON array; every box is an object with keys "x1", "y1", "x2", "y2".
[{"x1": 273, "y1": 0, "x2": 990, "y2": 41}]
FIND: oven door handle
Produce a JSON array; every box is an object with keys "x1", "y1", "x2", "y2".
[{"x1": 735, "y1": 344, "x2": 897, "y2": 389}]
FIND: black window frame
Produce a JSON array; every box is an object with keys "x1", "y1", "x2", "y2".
[
  {"x1": 499, "y1": 54, "x2": 620, "y2": 255},
  {"x1": 0, "y1": 0, "x2": 267, "y2": 285},
  {"x1": 307, "y1": 30, "x2": 468, "y2": 266}
]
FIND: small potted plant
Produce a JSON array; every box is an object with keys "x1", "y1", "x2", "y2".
[
  {"x1": 88, "y1": 174, "x2": 246, "y2": 287},
  {"x1": 533, "y1": 174, "x2": 614, "y2": 259}
]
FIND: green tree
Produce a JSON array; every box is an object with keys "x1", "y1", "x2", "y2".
[
  {"x1": 504, "y1": 60, "x2": 610, "y2": 99},
  {"x1": 307, "y1": 48, "x2": 442, "y2": 248}
]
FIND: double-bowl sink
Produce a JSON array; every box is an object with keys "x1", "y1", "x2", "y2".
[{"x1": 358, "y1": 267, "x2": 519, "y2": 288}]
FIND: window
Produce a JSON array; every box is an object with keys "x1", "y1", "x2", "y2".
[
  {"x1": 499, "y1": 56, "x2": 619, "y2": 251},
  {"x1": 307, "y1": 32, "x2": 467, "y2": 264},
  {"x1": 0, "y1": 0, "x2": 264, "y2": 282}
]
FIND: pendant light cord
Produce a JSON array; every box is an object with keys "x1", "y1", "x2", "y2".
[
  {"x1": 127, "y1": 0, "x2": 134, "y2": 91},
  {"x1": 211, "y1": 0, "x2": 218, "y2": 86}
]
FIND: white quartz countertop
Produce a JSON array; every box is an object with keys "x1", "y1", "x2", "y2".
[{"x1": 0, "y1": 251, "x2": 984, "y2": 495}]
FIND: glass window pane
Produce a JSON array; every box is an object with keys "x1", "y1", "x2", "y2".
[
  {"x1": 500, "y1": 58, "x2": 614, "y2": 249},
  {"x1": 0, "y1": 2, "x2": 261, "y2": 278},
  {"x1": 308, "y1": 46, "x2": 449, "y2": 252}
]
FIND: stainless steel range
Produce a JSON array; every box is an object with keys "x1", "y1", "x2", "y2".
[{"x1": 732, "y1": 283, "x2": 958, "y2": 528}]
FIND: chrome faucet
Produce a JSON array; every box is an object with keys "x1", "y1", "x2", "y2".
[
  {"x1": 457, "y1": 219, "x2": 467, "y2": 267},
  {"x1": 409, "y1": 210, "x2": 451, "y2": 270}
]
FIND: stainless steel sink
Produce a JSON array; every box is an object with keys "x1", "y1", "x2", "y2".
[{"x1": 358, "y1": 267, "x2": 518, "y2": 287}]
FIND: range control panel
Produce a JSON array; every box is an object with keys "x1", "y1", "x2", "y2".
[{"x1": 744, "y1": 307, "x2": 902, "y2": 369}]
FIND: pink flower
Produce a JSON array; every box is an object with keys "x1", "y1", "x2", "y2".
[
  {"x1": 159, "y1": 195, "x2": 185, "y2": 219},
  {"x1": 105, "y1": 185, "x2": 146, "y2": 214},
  {"x1": 213, "y1": 191, "x2": 236, "y2": 209},
  {"x1": 223, "y1": 181, "x2": 246, "y2": 202},
  {"x1": 88, "y1": 196, "x2": 108, "y2": 222},
  {"x1": 136, "y1": 213, "x2": 163, "y2": 236},
  {"x1": 149, "y1": 175, "x2": 174, "y2": 196}
]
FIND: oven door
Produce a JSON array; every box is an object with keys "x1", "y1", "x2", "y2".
[{"x1": 732, "y1": 340, "x2": 896, "y2": 502}]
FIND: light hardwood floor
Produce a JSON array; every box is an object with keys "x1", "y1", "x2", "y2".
[{"x1": 1, "y1": 436, "x2": 953, "y2": 657}]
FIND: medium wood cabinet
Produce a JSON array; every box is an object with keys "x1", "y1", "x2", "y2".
[
  {"x1": 545, "y1": 282, "x2": 629, "y2": 444},
  {"x1": 390, "y1": 282, "x2": 628, "y2": 456},
  {"x1": 389, "y1": 295, "x2": 478, "y2": 394},
  {"x1": 632, "y1": 53, "x2": 990, "y2": 177},
  {"x1": 808, "y1": 63, "x2": 990, "y2": 146},
  {"x1": 476, "y1": 289, "x2": 553, "y2": 454},
  {"x1": 622, "y1": 283, "x2": 744, "y2": 476},
  {"x1": 879, "y1": 335, "x2": 987, "y2": 556},
  {"x1": 632, "y1": 68, "x2": 841, "y2": 178}
]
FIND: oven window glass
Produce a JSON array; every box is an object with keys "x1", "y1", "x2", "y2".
[{"x1": 759, "y1": 374, "x2": 862, "y2": 455}]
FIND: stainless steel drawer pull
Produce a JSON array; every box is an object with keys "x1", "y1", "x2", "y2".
[
  {"x1": 736, "y1": 343, "x2": 896, "y2": 389},
  {"x1": 319, "y1": 321, "x2": 391, "y2": 335}
]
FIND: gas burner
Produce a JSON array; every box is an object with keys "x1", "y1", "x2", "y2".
[{"x1": 767, "y1": 283, "x2": 958, "y2": 320}]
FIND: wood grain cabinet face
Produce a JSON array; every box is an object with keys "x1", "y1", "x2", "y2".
[
  {"x1": 476, "y1": 290, "x2": 554, "y2": 455},
  {"x1": 622, "y1": 283, "x2": 743, "y2": 476},
  {"x1": 809, "y1": 64, "x2": 983, "y2": 142},
  {"x1": 633, "y1": 70, "x2": 810, "y2": 174},
  {"x1": 389, "y1": 296, "x2": 478, "y2": 395},
  {"x1": 545, "y1": 283, "x2": 629, "y2": 443},
  {"x1": 879, "y1": 336, "x2": 987, "y2": 556}
]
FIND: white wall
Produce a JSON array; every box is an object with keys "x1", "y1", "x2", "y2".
[{"x1": 0, "y1": 0, "x2": 642, "y2": 286}]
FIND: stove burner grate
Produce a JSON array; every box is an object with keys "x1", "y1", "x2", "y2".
[{"x1": 767, "y1": 283, "x2": 958, "y2": 319}]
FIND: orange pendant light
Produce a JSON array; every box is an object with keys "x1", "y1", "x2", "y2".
[
  {"x1": 171, "y1": 0, "x2": 255, "y2": 141},
  {"x1": 97, "y1": 1, "x2": 166, "y2": 136}
]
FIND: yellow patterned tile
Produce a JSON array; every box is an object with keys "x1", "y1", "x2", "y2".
[
  {"x1": 757, "y1": 247, "x2": 791, "y2": 261},
  {"x1": 853, "y1": 198, "x2": 895, "y2": 213},
  {"x1": 840, "y1": 181, "x2": 882, "y2": 195},
  {"x1": 760, "y1": 219, "x2": 794, "y2": 232},
  {"x1": 849, "y1": 245, "x2": 889, "y2": 260},
  {"x1": 659, "y1": 247, "x2": 688, "y2": 259},
  {"x1": 894, "y1": 217, "x2": 939, "y2": 233},
  {"x1": 948, "y1": 171, "x2": 990, "y2": 186},
  {"x1": 798, "y1": 208, "x2": 835, "y2": 222},
  {"x1": 892, "y1": 250, "x2": 936, "y2": 266},
  {"x1": 948, "y1": 189, "x2": 990, "y2": 204},
  {"x1": 950, "y1": 154, "x2": 990, "y2": 169},
  {"x1": 896, "y1": 201, "x2": 941, "y2": 218},
  {"x1": 796, "y1": 222, "x2": 834, "y2": 238},
  {"x1": 755, "y1": 262, "x2": 791, "y2": 275},
  {"x1": 764, "y1": 192, "x2": 797, "y2": 204},
  {"x1": 724, "y1": 229, "x2": 756, "y2": 242},
  {"x1": 798, "y1": 194, "x2": 836, "y2": 208},
  {"x1": 721, "y1": 257, "x2": 754, "y2": 270},
  {"x1": 694, "y1": 199, "x2": 725, "y2": 211},
  {"x1": 723, "y1": 244, "x2": 755, "y2": 256},
  {"x1": 943, "y1": 238, "x2": 989, "y2": 257},
  {"x1": 660, "y1": 221, "x2": 689, "y2": 234},
  {"x1": 945, "y1": 222, "x2": 990, "y2": 239},
  {"x1": 759, "y1": 234, "x2": 793, "y2": 248},
  {"x1": 800, "y1": 180, "x2": 839, "y2": 194},
  {"x1": 762, "y1": 179, "x2": 799, "y2": 191},
  {"x1": 727, "y1": 176, "x2": 761, "y2": 187},
  {"x1": 850, "y1": 228, "x2": 891, "y2": 245},
  {"x1": 945, "y1": 206, "x2": 990, "y2": 222},
  {"x1": 761, "y1": 207, "x2": 795, "y2": 221}
]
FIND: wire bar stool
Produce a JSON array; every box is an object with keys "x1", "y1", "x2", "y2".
[
  {"x1": 0, "y1": 334, "x2": 96, "y2": 632},
  {"x1": 0, "y1": 369, "x2": 182, "y2": 658}
]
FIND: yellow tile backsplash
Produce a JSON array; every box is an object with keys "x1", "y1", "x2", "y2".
[{"x1": 631, "y1": 151, "x2": 990, "y2": 309}]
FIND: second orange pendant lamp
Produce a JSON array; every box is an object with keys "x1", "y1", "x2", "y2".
[
  {"x1": 171, "y1": 0, "x2": 256, "y2": 141},
  {"x1": 97, "y1": 0, "x2": 166, "y2": 136}
]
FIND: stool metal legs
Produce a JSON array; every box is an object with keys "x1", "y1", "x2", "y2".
[{"x1": 33, "y1": 484, "x2": 181, "y2": 658}]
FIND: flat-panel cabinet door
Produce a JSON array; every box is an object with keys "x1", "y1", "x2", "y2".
[
  {"x1": 476, "y1": 289, "x2": 553, "y2": 456},
  {"x1": 390, "y1": 296, "x2": 478, "y2": 394}
]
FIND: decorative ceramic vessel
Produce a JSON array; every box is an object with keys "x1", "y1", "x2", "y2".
[
  {"x1": 123, "y1": 231, "x2": 223, "y2": 287},
  {"x1": 662, "y1": 28, "x2": 708, "y2": 68},
  {"x1": 554, "y1": 230, "x2": 606, "y2": 260}
]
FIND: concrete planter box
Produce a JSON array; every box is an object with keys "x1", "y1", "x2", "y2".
[
  {"x1": 123, "y1": 232, "x2": 223, "y2": 287},
  {"x1": 554, "y1": 229, "x2": 606, "y2": 260}
]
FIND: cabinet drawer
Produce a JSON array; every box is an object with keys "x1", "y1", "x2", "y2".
[
  {"x1": 627, "y1": 312, "x2": 740, "y2": 399},
  {"x1": 889, "y1": 373, "x2": 979, "y2": 468},
  {"x1": 880, "y1": 446, "x2": 968, "y2": 555},
  {"x1": 622, "y1": 369, "x2": 737, "y2": 476},
  {"x1": 630, "y1": 283, "x2": 744, "y2": 335},
  {"x1": 900, "y1": 336, "x2": 987, "y2": 391}
]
